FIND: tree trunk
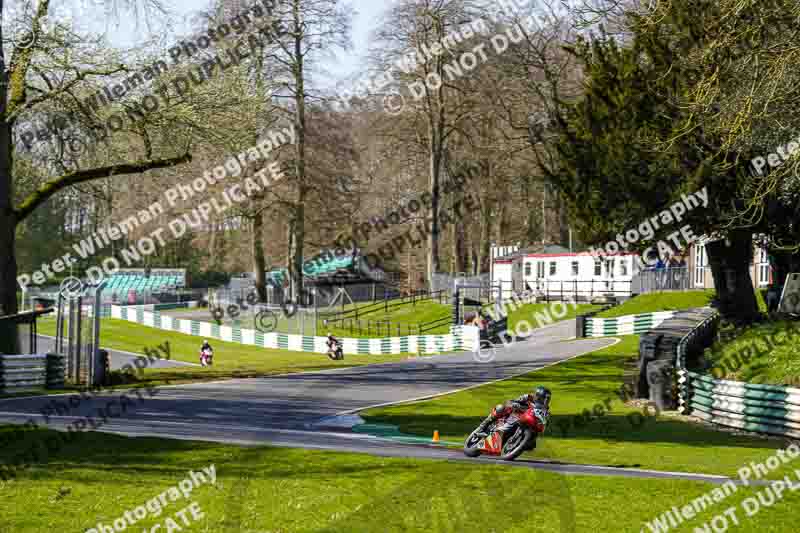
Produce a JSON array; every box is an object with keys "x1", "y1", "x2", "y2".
[
  {"x1": 427, "y1": 144, "x2": 441, "y2": 287},
  {"x1": 476, "y1": 198, "x2": 492, "y2": 275},
  {"x1": 252, "y1": 212, "x2": 268, "y2": 302},
  {"x1": 290, "y1": 0, "x2": 306, "y2": 302},
  {"x1": 705, "y1": 231, "x2": 761, "y2": 324},
  {"x1": 450, "y1": 187, "x2": 466, "y2": 275},
  {"x1": 0, "y1": 210, "x2": 19, "y2": 354},
  {"x1": 0, "y1": 56, "x2": 19, "y2": 353}
]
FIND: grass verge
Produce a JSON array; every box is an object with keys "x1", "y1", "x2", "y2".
[
  {"x1": 596, "y1": 290, "x2": 715, "y2": 318},
  {"x1": 362, "y1": 335, "x2": 797, "y2": 478},
  {"x1": 506, "y1": 302, "x2": 603, "y2": 331},
  {"x1": 704, "y1": 319, "x2": 800, "y2": 386},
  {"x1": 1, "y1": 426, "x2": 798, "y2": 532},
  {"x1": 33, "y1": 317, "x2": 427, "y2": 388}
]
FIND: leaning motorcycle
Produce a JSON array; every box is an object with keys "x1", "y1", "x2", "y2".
[
  {"x1": 199, "y1": 348, "x2": 214, "y2": 366},
  {"x1": 463, "y1": 404, "x2": 545, "y2": 461},
  {"x1": 327, "y1": 340, "x2": 344, "y2": 360}
]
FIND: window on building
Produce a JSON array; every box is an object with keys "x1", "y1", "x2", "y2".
[
  {"x1": 549, "y1": 261, "x2": 557, "y2": 276},
  {"x1": 757, "y1": 247, "x2": 770, "y2": 286},
  {"x1": 571, "y1": 261, "x2": 579, "y2": 276},
  {"x1": 594, "y1": 259, "x2": 602, "y2": 276},
  {"x1": 695, "y1": 244, "x2": 707, "y2": 287},
  {"x1": 605, "y1": 259, "x2": 615, "y2": 277},
  {"x1": 525, "y1": 262, "x2": 531, "y2": 277},
  {"x1": 537, "y1": 261, "x2": 545, "y2": 279},
  {"x1": 620, "y1": 259, "x2": 628, "y2": 276}
]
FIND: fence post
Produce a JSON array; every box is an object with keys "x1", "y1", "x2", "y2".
[{"x1": 372, "y1": 284, "x2": 376, "y2": 302}]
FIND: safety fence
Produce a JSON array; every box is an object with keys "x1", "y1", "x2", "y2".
[
  {"x1": 676, "y1": 312, "x2": 800, "y2": 439},
  {"x1": 122, "y1": 301, "x2": 199, "y2": 312},
  {"x1": 584, "y1": 311, "x2": 677, "y2": 337},
  {"x1": 110, "y1": 305, "x2": 473, "y2": 355},
  {"x1": 0, "y1": 354, "x2": 65, "y2": 394}
]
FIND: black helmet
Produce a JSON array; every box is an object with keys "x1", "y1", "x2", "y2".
[{"x1": 533, "y1": 386, "x2": 551, "y2": 407}]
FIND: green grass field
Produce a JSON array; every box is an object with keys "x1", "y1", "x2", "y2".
[
  {"x1": 596, "y1": 290, "x2": 715, "y2": 318},
  {"x1": 704, "y1": 320, "x2": 800, "y2": 386},
  {"x1": 322, "y1": 300, "x2": 453, "y2": 338},
  {"x1": 1, "y1": 425, "x2": 798, "y2": 532},
  {"x1": 506, "y1": 302, "x2": 604, "y2": 331},
  {"x1": 34, "y1": 317, "x2": 421, "y2": 388},
  {"x1": 362, "y1": 335, "x2": 796, "y2": 478},
  {"x1": 165, "y1": 299, "x2": 452, "y2": 338}
]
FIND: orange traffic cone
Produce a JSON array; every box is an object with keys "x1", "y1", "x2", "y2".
[{"x1": 432, "y1": 430, "x2": 440, "y2": 443}]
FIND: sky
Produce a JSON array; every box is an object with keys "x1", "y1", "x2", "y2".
[{"x1": 63, "y1": 0, "x2": 390, "y2": 90}]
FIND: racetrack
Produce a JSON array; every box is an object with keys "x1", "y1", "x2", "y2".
[{"x1": 0, "y1": 321, "x2": 734, "y2": 483}]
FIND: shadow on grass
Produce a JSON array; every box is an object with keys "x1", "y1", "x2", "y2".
[{"x1": 363, "y1": 411, "x2": 783, "y2": 451}]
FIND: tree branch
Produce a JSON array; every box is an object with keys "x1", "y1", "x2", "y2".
[{"x1": 15, "y1": 153, "x2": 192, "y2": 222}]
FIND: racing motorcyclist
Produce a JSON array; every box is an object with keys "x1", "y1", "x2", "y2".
[{"x1": 474, "y1": 386, "x2": 552, "y2": 437}]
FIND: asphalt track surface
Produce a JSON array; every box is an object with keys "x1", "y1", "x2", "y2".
[{"x1": 0, "y1": 321, "x2": 738, "y2": 484}]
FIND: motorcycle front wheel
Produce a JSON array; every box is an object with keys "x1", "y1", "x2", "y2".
[
  {"x1": 500, "y1": 427, "x2": 534, "y2": 461},
  {"x1": 463, "y1": 428, "x2": 487, "y2": 457}
]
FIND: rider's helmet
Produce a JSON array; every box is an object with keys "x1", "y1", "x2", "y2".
[{"x1": 533, "y1": 386, "x2": 552, "y2": 408}]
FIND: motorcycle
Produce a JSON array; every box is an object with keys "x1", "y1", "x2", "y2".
[
  {"x1": 199, "y1": 348, "x2": 214, "y2": 366},
  {"x1": 463, "y1": 403, "x2": 546, "y2": 461},
  {"x1": 327, "y1": 339, "x2": 344, "y2": 360}
]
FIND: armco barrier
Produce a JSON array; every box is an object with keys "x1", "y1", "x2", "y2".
[
  {"x1": 676, "y1": 311, "x2": 800, "y2": 439},
  {"x1": 0, "y1": 354, "x2": 65, "y2": 394},
  {"x1": 584, "y1": 311, "x2": 676, "y2": 337},
  {"x1": 110, "y1": 305, "x2": 472, "y2": 355}
]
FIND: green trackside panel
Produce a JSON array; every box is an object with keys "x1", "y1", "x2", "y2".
[
  {"x1": 302, "y1": 336, "x2": 315, "y2": 352},
  {"x1": 121, "y1": 307, "x2": 128, "y2": 320},
  {"x1": 602, "y1": 319, "x2": 617, "y2": 333},
  {"x1": 418, "y1": 336, "x2": 427, "y2": 353},
  {"x1": 278, "y1": 334, "x2": 289, "y2": 349},
  {"x1": 191, "y1": 321, "x2": 200, "y2": 336},
  {"x1": 171, "y1": 317, "x2": 179, "y2": 331},
  {"x1": 358, "y1": 338, "x2": 370, "y2": 355},
  {"x1": 136, "y1": 308, "x2": 144, "y2": 323},
  {"x1": 400, "y1": 336, "x2": 410, "y2": 352},
  {"x1": 381, "y1": 338, "x2": 391, "y2": 354},
  {"x1": 212, "y1": 323, "x2": 221, "y2": 338},
  {"x1": 255, "y1": 331, "x2": 265, "y2": 347},
  {"x1": 435, "y1": 336, "x2": 445, "y2": 352},
  {"x1": 233, "y1": 328, "x2": 242, "y2": 343}
]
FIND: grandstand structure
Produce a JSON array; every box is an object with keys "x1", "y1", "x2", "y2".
[
  {"x1": 101, "y1": 269, "x2": 186, "y2": 302},
  {"x1": 226, "y1": 250, "x2": 393, "y2": 307},
  {"x1": 263, "y1": 249, "x2": 387, "y2": 289}
]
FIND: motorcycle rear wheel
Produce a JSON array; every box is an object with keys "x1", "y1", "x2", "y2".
[{"x1": 500, "y1": 427, "x2": 534, "y2": 461}]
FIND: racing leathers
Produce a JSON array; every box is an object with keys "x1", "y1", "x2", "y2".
[{"x1": 475, "y1": 394, "x2": 549, "y2": 437}]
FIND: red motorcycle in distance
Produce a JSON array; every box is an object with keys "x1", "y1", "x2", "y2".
[
  {"x1": 199, "y1": 348, "x2": 214, "y2": 366},
  {"x1": 463, "y1": 404, "x2": 546, "y2": 461}
]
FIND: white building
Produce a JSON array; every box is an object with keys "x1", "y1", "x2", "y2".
[{"x1": 491, "y1": 244, "x2": 643, "y2": 300}]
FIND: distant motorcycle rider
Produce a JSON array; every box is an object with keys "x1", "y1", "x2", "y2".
[
  {"x1": 475, "y1": 386, "x2": 552, "y2": 437},
  {"x1": 326, "y1": 332, "x2": 343, "y2": 359},
  {"x1": 199, "y1": 339, "x2": 215, "y2": 366}
]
